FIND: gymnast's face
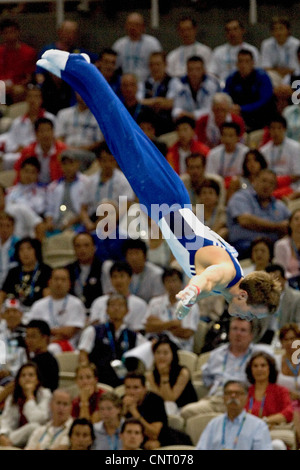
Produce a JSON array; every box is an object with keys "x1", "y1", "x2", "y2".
[{"x1": 228, "y1": 296, "x2": 269, "y2": 321}]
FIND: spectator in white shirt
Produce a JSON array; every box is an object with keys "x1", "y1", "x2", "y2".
[
  {"x1": 101, "y1": 238, "x2": 165, "y2": 304},
  {"x1": 27, "y1": 267, "x2": 86, "y2": 353},
  {"x1": 80, "y1": 141, "x2": 135, "y2": 233},
  {"x1": 205, "y1": 122, "x2": 249, "y2": 189},
  {"x1": 259, "y1": 114, "x2": 300, "y2": 193},
  {"x1": 112, "y1": 12, "x2": 162, "y2": 83},
  {"x1": 172, "y1": 55, "x2": 221, "y2": 121},
  {"x1": 166, "y1": 15, "x2": 211, "y2": 78},
  {"x1": 143, "y1": 267, "x2": 200, "y2": 351},
  {"x1": 6, "y1": 157, "x2": 46, "y2": 217},
  {"x1": 261, "y1": 16, "x2": 300, "y2": 80},
  {"x1": 208, "y1": 19, "x2": 260, "y2": 85},
  {"x1": 44, "y1": 148, "x2": 91, "y2": 234},
  {"x1": 89, "y1": 260, "x2": 147, "y2": 332},
  {"x1": 55, "y1": 92, "x2": 104, "y2": 165}
]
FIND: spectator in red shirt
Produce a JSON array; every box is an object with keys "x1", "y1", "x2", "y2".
[
  {"x1": 0, "y1": 18, "x2": 36, "y2": 104},
  {"x1": 245, "y1": 351, "x2": 294, "y2": 429},
  {"x1": 14, "y1": 117, "x2": 65, "y2": 185},
  {"x1": 195, "y1": 92, "x2": 246, "y2": 149},
  {"x1": 166, "y1": 116, "x2": 209, "y2": 175}
]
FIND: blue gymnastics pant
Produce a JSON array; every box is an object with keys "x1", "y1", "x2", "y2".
[{"x1": 59, "y1": 54, "x2": 191, "y2": 223}]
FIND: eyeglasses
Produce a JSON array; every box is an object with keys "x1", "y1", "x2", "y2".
[{"x1": 224, "y1": 391, "x2": 246, "y2": 396}]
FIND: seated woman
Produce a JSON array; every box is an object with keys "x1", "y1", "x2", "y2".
[
  {"x1": 245, "y1": 350, "x2": 295, "y2": 450},
  {"x1": 0, "y1": 361, "x2": 52, "y2": 448},
  {"x1": 71, "y1": 363, "x2": 106, "y2": 424},
  {"x1": 147, "y1": 336, "x2": 197, "y2": 415},
  {"x1": 198, "y1": 177, "x2": 228, "y2": 240},
  {"x1": 275, "y1": 323, "x2": 300, "y2": 445},
  {"x1": 226, "y1": 149, "x2": 268, "y2": 201},
  {"x1": 274, "y1": 208, "x2": 300, "y2": 289},
  {"x1": 228, "y1": 148, "x2": 297, "y2": 202},
  {"x1": 93, "y1": 392, "x2": 124, "y2": 450},
  {"x1": 242, "y1": 236, "x2": 274, "y2": 276},
  {"x1": 0, "y1": 237, "x2": 52, "y2": 314}
]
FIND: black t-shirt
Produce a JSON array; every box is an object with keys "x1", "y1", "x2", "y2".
[
  {"x1": 32, "y1": 351, "x2": 59, "y2": 392},
  {"x1": 2, "y1": 263, "x2": 52, "y2": 307}
]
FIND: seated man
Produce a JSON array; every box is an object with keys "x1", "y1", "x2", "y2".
[
  {"x1": 65, "y1": 231, "x2": 103, "y2": 312},
  {"x1": 14, "y1": 117, "x2": 66, "y2": 185},
  {"x1": 208, "y1": 19, "x2": 260, "y2": 84},
  {"x1": 143, "y1": 267, "x2": 200, "y2": 351},
  {"x1": 101, "y1": 238, "x2": 165, "y2": 304},
  {"x1": 196, "y1": 380, "x2": 273, "y2": 450},
  {"x1": 27, "y1": 267, "x2": 86, "y2": 353},
  {"x1": 89, "y1": 260, "x2": 147, "y2": 332},
  {"x1": 0, "y1": 18, "x2": 37, "y2": 104},
  {"x1": 44, "y1": 149, "x2": 91, "y2": 234},
  {"x1": 25, "y1": 319, "x2": 60, "y2": 392},
  {"x1": 78, "y1": 293, "x2": 146, "y2": 387},
  {"x1": 25, "y1": 388, "x2": 73, "y2": 450},
  {"x1": 195, "y1": 92, "x2": 245, "y2": 149},
  {"x1": 259, "y1": 114, "x2": 300, "y2": 198},
  {"x1": 205, "y1": 122, "x2": 249, "y2": 189},
  {"x1": 171, "y1": 55, "x2": 221, "y2": 121},
  {"x1": 1, "y1": 83, "x2": 55, "y2": 168},
  {"x1": 224, "y1": 49, "x2": 276, "y2": 133},
  {"x1": 55, "y1": 91, "x2": 104, "y2": 162},
  {"x1": 166, "y1": 15, "x2": 211, "y2": 78},
  {"x1": 36, "y1": 49, "x2": 282, "y2": 323},
  {"x1": 6, "y1": 157, "x2": 46, "y2": 217},
  {"x1": 227, "y1": 168, "x2": 291, "y2": 259}
]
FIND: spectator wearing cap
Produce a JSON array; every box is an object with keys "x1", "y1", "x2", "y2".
[
  {"x1": 44, "y1": 148, "x2": 91, "y2": 235},
  {"x1": 0, "y1": 298, "x2": 27, "y2": 405}
]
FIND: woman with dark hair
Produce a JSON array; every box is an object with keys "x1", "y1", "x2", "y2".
[
  {"x1": 0, "y1": 361, "x2": 52, "y2": 448},
  {"x1": 147, "y1": 336, "x2": 197, "y2": 415},
  {"x1": 245, "y1": 350, "x2": 295, "y2": 449},
  {"x1": 243, "y1": 236, "x2": 274, "y2": 276},
  {"x1": 0, "y1": 236, "x2": 52, "y2": 311},
  {"x1": 226, "y1": 149, "x2": 268, "y2": 201},
  {"x1": 242, "y1": 149, "x2": 268, "y2": 185}
]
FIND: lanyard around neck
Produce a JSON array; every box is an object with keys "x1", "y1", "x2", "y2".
[
  {"x1": 248, "y1": 394, "x2": 266, "y2": 418},
  {"x1": 221, "y1": 414, "x2": 247, "y2": 449}
]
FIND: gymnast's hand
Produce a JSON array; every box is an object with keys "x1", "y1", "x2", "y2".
[
  {"x1": 176, "y1": 284, "x2": 200, "y2": 307},
  {"x1": 36, "y1": 49, "x2": 90, "y2": 78}
]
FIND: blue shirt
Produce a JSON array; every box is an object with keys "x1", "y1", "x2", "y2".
[
  {"x1": 226, "y1": 186, "x2": 291, "y2": 247},
  {"x1": 196, "y1": 409, "x2": 273, "y2": 450}
]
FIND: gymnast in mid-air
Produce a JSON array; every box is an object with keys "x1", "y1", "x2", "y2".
[{"x1": 37, "y1": 50, "x2": 281, "y2": 322}]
